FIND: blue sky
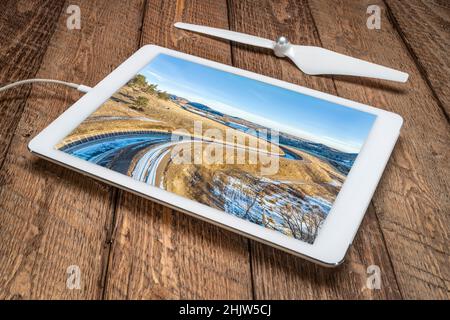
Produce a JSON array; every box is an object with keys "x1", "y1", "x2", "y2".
[{"x1": 138, "y1": 54, "x2": 376, "y2": 153}]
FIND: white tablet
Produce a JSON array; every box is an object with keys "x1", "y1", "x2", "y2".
[{"x1": 28, "y1": 45, "x2": 402, "y2": 266}]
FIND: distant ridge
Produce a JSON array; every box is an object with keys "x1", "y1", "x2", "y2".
[{"x1": 170, "y1": 93, "x2": 357, "y2": 174}]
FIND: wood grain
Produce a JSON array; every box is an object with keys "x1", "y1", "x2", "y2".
[
  {"x1": 103, "y1": 0, "x2": 253, "y2": 299},
  {"x1": 0, "y1": 0, "x2": 64, "y2": 169},
  {"x1": 0, "y1": 0, "x2": 144, "y2": 299},
  {"x1": 308, "y1": 0, "x2": 450, "y2": 299},
  {"x1": 228, "y1": 0, "x2": 402, "y2": 299},
  {"x1": 385, "y1": 0, "x2": 450, "y2": 119},
  {"x1": 0, "y1": 0, "x2": 448, "y2": 300}
]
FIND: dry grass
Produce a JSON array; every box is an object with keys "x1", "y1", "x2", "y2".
[
  {"x1": 58, "y1": 85, "x2": 283, "y2": 155},
  {"x1": 58, "y1": 83, "x2": 344, "y2": 213}
]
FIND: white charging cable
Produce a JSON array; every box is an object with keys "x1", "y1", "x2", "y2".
[{"x1": 0, "y1": 79, "x2": 92, "y2": 94}]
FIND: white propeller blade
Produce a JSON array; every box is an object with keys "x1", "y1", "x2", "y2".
[
  {"x1": 286, "y1": 46, "x2": 409, "y2": 82},
  {"x1": 174, "y1": 22, "x2": 409, "y2": 83},
  {"x1": 174, "y1": 22, "x2": 274, "y2": 49}
]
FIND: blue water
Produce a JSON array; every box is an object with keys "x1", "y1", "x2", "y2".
[
  {"x1": 279, "y1": 146, "x2": 301, "y2": 160},
  {"x1": 59, "y1": 130, "x2": 325, "y2": 243},
  {"x1": 60, "y1": 131, "x2": 301, "y2": 165},
  {"x1": 60, "y1": 132, "x2": 173, "y2": 164}
]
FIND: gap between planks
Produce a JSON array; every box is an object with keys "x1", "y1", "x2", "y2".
[
  {"x1": 302, "y1": 1, "x2": 402, "y2": 297},
  {"x1": 0, "y1": 1, "x2": 66, "y2": 172},
  {"x1": 99, "y1": 0, "x2": 150, "y2": 299},
  {"x1": 383, "y1": 0, "x2": 450, "y2": 124},
  {"x1": 226, "y1": 0, "x2": 256, "y2": 299}
]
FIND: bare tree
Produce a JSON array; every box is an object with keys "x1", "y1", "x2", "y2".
[
  {"x1": 305, "y1": 206, "x2": 326, "y2": 240},
  {"x1": 218, "y1": 171, "x2": 269, "y2": 224},
  {"x1": 240, "y1": 175, "x2": 270, "y2": 223},
  {"x1": 278, "y1": 202, "x2": 325, "y2": 243},
  {"x1": 278, "y1": 202, "x2": 305, "y2": 240}
]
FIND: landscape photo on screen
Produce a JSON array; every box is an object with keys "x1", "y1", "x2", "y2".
[{"x1": 56, "y1": 54, "x2": 376, "y2": 244}]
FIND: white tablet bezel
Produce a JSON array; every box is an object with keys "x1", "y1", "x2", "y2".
[{"x1": 28, "y1": 45, "x2": 402, "y2": 266}]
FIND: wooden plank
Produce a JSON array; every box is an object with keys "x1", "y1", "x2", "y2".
[
  {"x1": 0, "y1": 0, "x2": 144, "y2": 299},
  {"x1": 0, "y1": 0, "x2": 64, "y2": 168},
  {"x1": 103, "y1": 0, "x2": 253, "y2": 299},
  {"x1": 308, "y1": 0, "x2": 450, "y2": 299},
  {"x1": 228, "y1": 0, "x2": 401, "y2": 299},
  {"x1": 385, "y1": 0, "x2": 450, "y2": 119}
]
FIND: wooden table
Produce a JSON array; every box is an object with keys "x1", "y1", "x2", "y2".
[{"x1": 0, "y1": 0, "x2": 448, "y2": 300}]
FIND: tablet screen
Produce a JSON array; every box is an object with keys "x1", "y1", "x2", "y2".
[{"x1": 56, "y1": 54, "x2": 376, "y2": 244}]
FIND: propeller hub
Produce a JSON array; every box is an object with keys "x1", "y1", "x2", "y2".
[
  {"x1": 276, "y1": 36, "x2": 290, "y2": 46},
  {"x1": 274, "y1": 36, "x2": 290, "y2": 57}
]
